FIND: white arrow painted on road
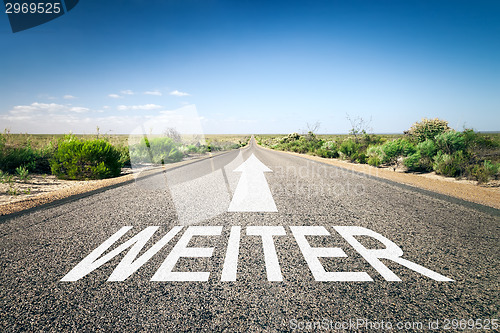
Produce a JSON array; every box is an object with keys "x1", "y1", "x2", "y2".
[{"x1": 228, "y1": 153, "x2": 277, "y2": 212}]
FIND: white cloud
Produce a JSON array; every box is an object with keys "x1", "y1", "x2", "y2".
[
  {"x1": 117, "y1": 104, "x2": 163, "y2": 111},
  {"x1": 169, "y1": 90, "x2": 190, "y2": 97},
  {"x1": 63, "y1": 95, "x2": 77, "y2": 100},
  {"x1": 7, "y1": 102, "x2": 91, "y2": 116},
  {"x1": 121, "y1": 90, "x2": 134, "y2": 95},
  {"x1": 1, "y1": 102, "x2": 93, "y2": 126},
  {"x1": 10, "y1": 102, "x2": 66, "y2": 115},
  {"x1": 0, "y1": 103, "x2": 203, "y2": 135},
  {"x1": 144, "y1": 90, "x2": 162, "y2": 96},
  {"x1": 108, "y1": 94, "x2": 121, "y2": 98},
  {"x1": 69, "y1": 106, "x2": 90, "y2": 113}
]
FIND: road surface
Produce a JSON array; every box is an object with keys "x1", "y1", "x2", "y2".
[{"x1": 1, "y1": 139, "x2": 499, "y2": 331}]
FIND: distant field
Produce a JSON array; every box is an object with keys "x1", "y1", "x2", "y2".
[
  {"x1": 4, "y1": 132, "x2": 499, "y2": 152},
  {"x1": 204, "y1": 134, "x2": 251, "y2": 146},
  {"x1": 2, "y1": 133, "x2": 129, "y2": 149}
]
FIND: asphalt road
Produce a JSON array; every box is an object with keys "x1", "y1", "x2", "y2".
[{"x1": 1, "y1": 139, "x2": 499, "y2": 331}]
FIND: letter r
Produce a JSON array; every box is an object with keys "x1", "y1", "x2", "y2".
[{"x1": 334, "y1": 226, "x2": 453, "y2": 281}]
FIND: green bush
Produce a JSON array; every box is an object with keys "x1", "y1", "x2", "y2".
[
  {"x1": 402, "y1": 139, "x2": 438, "y2": 171},
  {"x1": 280, "y1": 133, "x2": 301, "y2": 144},
  {"x1": 468, "y1": 165, "x2": 487, "y2": 184},
  {"x1": 361, "y1": 134, "x2": 384, "y2": 146},
  {"x1": 367, "y1": 155, "x2": 381, "y2": 167},
  {"x1": 417, "y1": 139, "x2": 438, "y2": 158},
  {"x1": 406, "y1": 118, "x2": 450, "y2": 143},
  {"x1": 259, "y1": 127, "x2": 500, "y2": 184},
  {"x1": 434, "y1": 130, "x2": 466, "y2": 155},
  {"x1": 339, "y1": 139, "x2": 360, "y2": 161},
  {"x1": 114, "y1": 145, "x2": 131, "y2": 167},
  {"x1": 483, "y1": 160, "x2": 500, "y2": 177},
  {"x1": 0, "y1": 145, "x2": 35, "y2": 173},
  {"x1": 322, "y1": 141, "x2": 337, "y2": 151},
  {"x1": 15, "y1": 165, "x2": 30, "y2": 182},
  {"x1": 0, "y1": 170, "x2": 14, "y2": 184},
  {"x1": 315, "y1": 148, "x2": 335, "y2": 158},
  {"x1": 226, "y1": 143, "x2": 242, "y2": 150},
  {"x1": 207, "y1": 143, "x2": 219, "y2": 152},
  {"x1": 380, "y1": 138, "x2": 416, "y2": 167},
  {"x1": 179, "y1": 144, "x2": 208, "y2": 155},
  {"x1": 403, "y1": 152, "x2": 421, "y2": 171},
  {"x1": 366, "y1": 145, "x2": 384, "y2": 166},
  {"x1": 462, "y1": 129, "x2": 498, "y2": 149},
  {"x1": 468, "y1": 160, "x2": 499, "y2": 184},
  {"x1": 290, "y1": 138, "x2": 311, "y2": 154},
  {"x1": 51, "y1": 135, "x2": 122, "y2": 180},
  {"x1": 316, "y1": 141, "x2": 338, "y2": 158},
  {"x1": 206, "y1": 140, "x2": 243, "y2": 152},
  {"x1": 185, "y1": 144, "x2": 199, "y2": 154},
  {"x1": 462, "y1": 129, "x2": 500, "y2": 164},
  {"x1": 432, "y1": 151, "x2": 468, "y2": 177},
  {"x1": 354, "y1": 152, "x2": 367, "y2": 164},
  {"x1": 0, "y1": 140, "x2": 54, "y2": 174},
  {"x1": 276, "y1": 135, "x2": 322, "y2": 154},
  {"x1": 129, "y1": 137, "x2": 183, "y2": 165}
]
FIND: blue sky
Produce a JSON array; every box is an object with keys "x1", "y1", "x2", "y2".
[{"x1": 1, "y1": 0, "x2": 499, "y2": 134}]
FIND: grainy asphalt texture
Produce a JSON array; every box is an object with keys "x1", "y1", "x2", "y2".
[{"x1": 1, "y1": 140, "x2": 499, "y2": 332}]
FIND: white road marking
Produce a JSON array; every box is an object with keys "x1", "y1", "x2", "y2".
[
  {"x1": 221, "y1": 226, "x2": 241, "y2": 281},
  {"x1": 61, "y1": 226, "x2": 453, "y2": 282},
  {"x1": 291, "y1": 226, "x2": 373, "y2": 281},
  {"x1": 60, "y1": 226, "x2": 182, "y2": 282},
  {"x1": 227, "y1": 154, "x2": 278, "y2": 212},
  {"x1": 246, "y1": 226, "x2": 286, "y2": 281},
  {"x1": 334, "y1": 226, "x2": 454, "y2": 282},
  {"x1": 151, "y1": 226, "x2": 222, "y2": 282}
]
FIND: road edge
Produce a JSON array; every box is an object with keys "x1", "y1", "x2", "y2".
[
  {"x1": 258, "y1": 145, "x2": 500, "y2": 215},
  {"x1": 0, "y1": 149, "x2": 240, "y2": 220}
]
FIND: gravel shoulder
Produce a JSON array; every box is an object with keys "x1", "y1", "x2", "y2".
[{"x1": 260, "y1": 146, "x2": 500, "y2": 210}]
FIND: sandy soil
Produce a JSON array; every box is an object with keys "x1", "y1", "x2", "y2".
[{"x1": 0, "y1": 171, "x2": 136, "y2": 216}]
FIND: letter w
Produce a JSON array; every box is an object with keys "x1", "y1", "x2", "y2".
[{"x1": 61, "y1": 226, "x2": 183, "y2": 282}]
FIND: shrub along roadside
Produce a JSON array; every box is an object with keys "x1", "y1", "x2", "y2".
[
  {"x1": 129, "y1": 137, "x2": 184, "y2": 165},
  {"x1": 258, "y1": 118, "x2": 500, "y2": 184},
  {"x1": 1, "y1": 131, "x2": 249, "y2": 182},
  {"x1": 0, "y1": 135, "x2": 54, "y2": 174},
  {"x1": 405, "y1": 117, "x2": 451, "y2": 143},
  {"x1": 50, "y1": 135, "x2": 123, "y2": 180}
]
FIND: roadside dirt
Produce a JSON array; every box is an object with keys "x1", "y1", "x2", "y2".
[{"x1": 0, "y1": 172, "x2": 136, "y2": 216}]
